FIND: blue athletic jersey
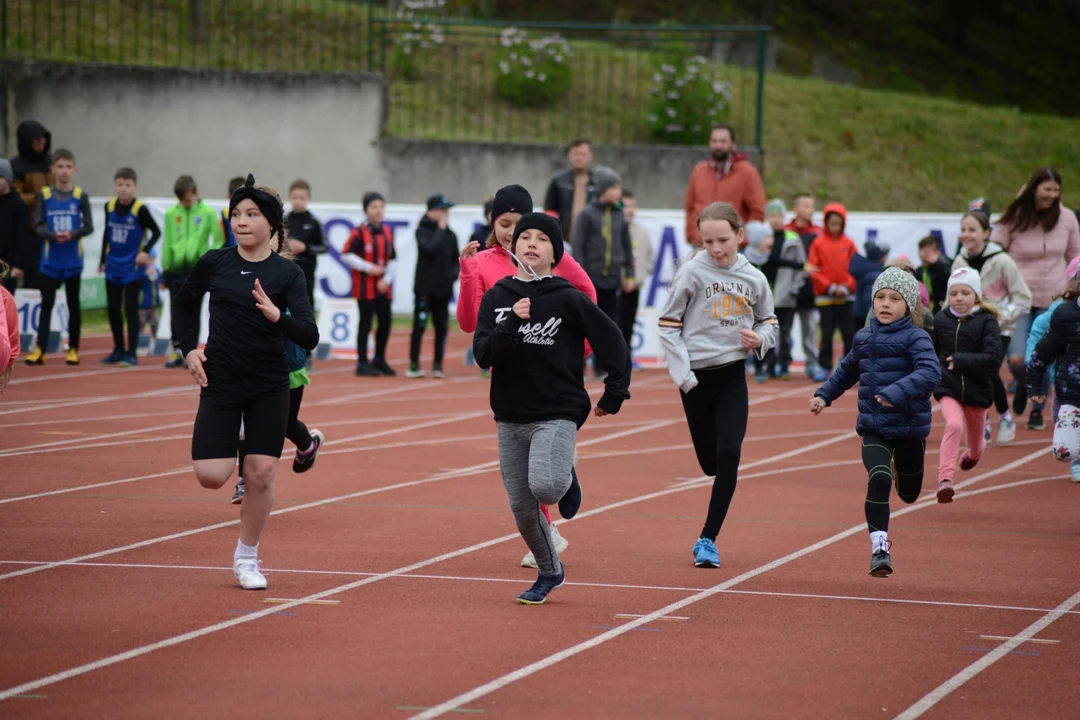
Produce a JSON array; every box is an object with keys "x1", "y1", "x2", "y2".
[
  {"x1": 104, "y1": 198, "x2": 147, "y2": 285},
  {"x1": 138, "y1": 267, "x2": 162, "y2": 310},
  {"x1": 40, "y1": 186, "x2": 85, "y2": 280},
  {"x1": 221, "y1": 208, "x2": 237, "y2": 248}
]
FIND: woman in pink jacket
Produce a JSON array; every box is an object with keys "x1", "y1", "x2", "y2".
[
  {"x1": 457, "y1": 184, "x2": 596, "y2": 569},
  {"x1": 991, "y1": 166, "x2": 1080, "y2": 430}
]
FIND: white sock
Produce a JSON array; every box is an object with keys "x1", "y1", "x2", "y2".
[
  {"x1": 870, "y1": 531, "x2": 888, "y2": 553},
  {"x1": 234, "y1": 539, "x2": 258, "y2": 562}
]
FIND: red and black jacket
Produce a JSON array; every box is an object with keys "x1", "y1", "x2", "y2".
[{"x1": 344, "y1": 223, "x2": 395, "y2": 301}]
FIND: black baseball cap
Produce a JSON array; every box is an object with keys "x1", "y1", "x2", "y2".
[{"x1": 427, "y1": 194, "x2": 456, "y2": 211}]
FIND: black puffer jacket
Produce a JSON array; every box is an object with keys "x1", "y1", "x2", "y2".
[
  {"x1": 931, "y1": 308, "x2": 1003, "y2": 408},
  {"x1": 1028, "y1": 300, "x2": 1080, "y2": 406},
  {"x1": 413, "y1": 215, "x2": 460, "y2": 298}
]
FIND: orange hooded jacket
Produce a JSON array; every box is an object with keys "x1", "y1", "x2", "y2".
[{"x1": 808, "y1": 203, "x2": 857, "y2": 303}]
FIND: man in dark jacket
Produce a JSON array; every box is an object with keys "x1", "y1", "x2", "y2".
[
  {"x1": 0, "y1": 159, "x2": 34, "y2": 292},
  {"x1": 543, "y1": 138, "x2": 596, "y2": 238},
  {"x1": 408, "y1": 194, "x2": 460, "y2": 379},
  {"x1": 10, "y1": 120, "x2": 52, "y2": 289}
]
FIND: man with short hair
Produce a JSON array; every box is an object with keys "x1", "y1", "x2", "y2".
[
  {"x1": 543, "y1": 137, "x2": 596, "y2": 238},
  {"x1": 683, "y1": 123, "x2": 766, "y2": 246}
]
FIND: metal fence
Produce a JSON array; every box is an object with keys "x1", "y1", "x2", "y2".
[{"x1": 0, "y1": 0, "x2": 768, "y2": 147}]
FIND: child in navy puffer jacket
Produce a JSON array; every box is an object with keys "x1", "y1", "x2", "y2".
[{"x1": 810, "y1": 267, "x2": 941, "y2": 578}]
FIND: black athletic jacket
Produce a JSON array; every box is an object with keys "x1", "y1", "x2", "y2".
[
  {"x1": 931, "y1": 307, "x2": 1003, "y2": 408},
  {"x1": 474, "y1": 275, "x2": 630, "y2": 427},
  {"x1": 1028, "y1": 300, "x2": 1080, "y2": 406}
]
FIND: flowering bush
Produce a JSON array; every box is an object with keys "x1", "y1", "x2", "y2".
[
  {"x1": 390, "y1": 0, "x2": 446, "y2": 82},
  {"x1": 494, "y1": 28, "x2": 573, "y2": 108},
  {"x1": 646, "y1": 55, "x2": 732, "y2": 145}
]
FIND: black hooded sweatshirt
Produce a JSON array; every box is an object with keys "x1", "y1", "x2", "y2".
[
  {"x1": 11, "y1": 120, "x2": 53, "y2": 247},
  {"x1": 474, "y1": 275, "x2": 631, "y2": 427},
  {"x1": 0, "y1": 190, "x2": 33, "y2": 271}
]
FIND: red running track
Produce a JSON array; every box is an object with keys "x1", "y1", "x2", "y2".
[{"x1": 0, "y1": 334, "x2": 1077, "y2": 719}]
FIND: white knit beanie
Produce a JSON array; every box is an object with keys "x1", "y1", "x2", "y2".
[{"x1": 947, "y1": 267, "x2": 982, "y2": 298}]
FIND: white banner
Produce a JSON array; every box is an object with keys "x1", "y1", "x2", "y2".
[{"x1": 73, "y1": 199, "x2": 970, "y2": 363}]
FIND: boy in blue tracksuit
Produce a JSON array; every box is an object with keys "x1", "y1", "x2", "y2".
[
  {"x1": 99, "y1": 167, "x2": 162, "y2": 366},
  {"x1": 26, "y1": 149, "x2": 93, "y2": 366},
  {"x1": 811, "y1": 267, "x2": 941, "y2": 578}
]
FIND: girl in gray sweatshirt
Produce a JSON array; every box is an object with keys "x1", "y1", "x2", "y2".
[{"x1": 658, "y1": 202, "x2": 778, "y2": 569}]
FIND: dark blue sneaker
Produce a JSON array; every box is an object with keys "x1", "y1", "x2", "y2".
[
  {"x1": 100, "y1": 350, "x2": 124, "y2": 365},
  {"x1": 811, "y1": 367, "x2": 829, "y2": 383},
  {"x1": 558, "y1": 467, "x2": 582, "y2": 519},
  {"x1": 118, "y1": 352, "x2": 138, "y2": 368},
  {"x1": 516, "y1": 563, "x2": 565, "y2": 605},
  {"x1": 693, "y1": 538, "x2": 720, "y2": 568}
]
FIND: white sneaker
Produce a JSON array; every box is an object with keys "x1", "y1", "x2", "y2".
[
  {"x1": 233, "y1": 557, "x2": 267, "y2": 590},
  {"x1": 997, "y1": 415, "x2": 1016, "y2": 445},
  {"x1": 520, "y1": 525, "x2": 570, "y2": 569}
]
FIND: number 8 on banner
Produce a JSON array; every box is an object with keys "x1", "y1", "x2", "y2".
[{"x1": 316, "y1": 298, "x2": 369, "y2": 360}]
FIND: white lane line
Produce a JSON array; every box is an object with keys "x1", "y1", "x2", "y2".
[
  {"x1": 895, "y1": 590, "x2": 1080, "y2": 720},
  {"x1": 0, "y1": 421, "x2": 194, "y2": 456},
  {"x1": 7, "y1": 366, "x2": 162, "y2": 386},
  {"x1": 0, "y1": 445, "x2": 1054, "y2": 704},
  {"x1": 407, "y1": 448, "x2": 1052, "y2": 719},
  {"x1": 978, "y1": 635, "x2": 1060, "y2": 645},
  {"x1": 0, "y1": 468, "x2": 192, "y2": 506},
  {"x1": 0, "y1": 385, "x2": 192, "y2": 417}
]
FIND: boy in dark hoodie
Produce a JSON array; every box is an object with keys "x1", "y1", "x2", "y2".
[
  {"x1": 408, "y1": 194, "x2": 460, "y2": 379},
  {"x1": 11, "y1": 120, "x2": 53, "y2": 289},
  {"x1": 474, "y1": 212, "x2": 631, "y2": 604},
  {"x1": 285, "y1": 179, "x2": 327, "y2": 307},
  {"x1": 917, "y1": 235, "x2": 953, "y2": 314},
  {"x1": 570, "y1": 167, "x2": 635, "y2": 378},
  {"x1": 0, "y1": 160, "x2": 33, "y2": 293}
]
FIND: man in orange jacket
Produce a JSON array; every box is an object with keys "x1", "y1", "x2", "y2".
[{"x1": 683, "y1": 123, "x2": 766, "y2": 246}]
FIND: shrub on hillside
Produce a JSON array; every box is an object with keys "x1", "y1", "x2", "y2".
[
  {"x1": 494, "y1": 28, "x2": 573, "y2": 108},
  {"x1": 646, "y1": 55, "x2": 731, "y2": 145},
  {"x1": 390, "y1": 0, "x2": 446, "y2": 82}
]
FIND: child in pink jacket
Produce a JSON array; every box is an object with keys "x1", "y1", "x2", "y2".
[
  {"x1": 0, "y1": 281, "x2": 19, "y2": 392},
  {"x1": 457, "y1": 184, "x2": 596, "y2": 570}
]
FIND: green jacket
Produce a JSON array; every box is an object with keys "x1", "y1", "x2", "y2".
[{"x1": 162, "y1": 200, "x2": 224, "y2": 273}]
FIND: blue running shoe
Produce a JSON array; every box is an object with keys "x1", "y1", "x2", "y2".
[
  {"x1": 516, "y1": 563, "x2": 565, "y2": 605},
  {"x1": 118, "y1": 352, "x2": 138, "y2": 368},
  {"x1": 1071, "y1": 460, "x2": 1080, "y2": 484},
  {"x1": 100, "y1": 350, "x2": 124, "y2": 365},
  {"x1": 811, "y1": 367, "x2": 829, "y2": 383},
  {"x1": 693, "y1": 538, "x2": 720, "y2": 568}
]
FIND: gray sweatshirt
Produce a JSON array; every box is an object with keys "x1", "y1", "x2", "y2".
[{"x1": 658, "y1": 251, "x2": 778, "y2": 393}]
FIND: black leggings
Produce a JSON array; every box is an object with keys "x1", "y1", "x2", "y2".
[
  {"x1": 237, "y1": 386, "x2": 312, "y2": 475},
  {"x1": 38, "y1": 274, "x2": 81, "y2": 351},
  {"x1": 192, "y1": 386, "x2": 289, "y2": 460},
  {"x1": 106, "y1": 278, "x2": 141, "y2": 353},
  {"x1": 817, "y1": 302, "x2": 854, "y2": 370},
  {"x1": 617, "y1": 288, "x2": 639, "y2": 350},
  {"x1": 679, "y1": 361, "x2": 749, "y2": 541},
  {"x1": 164, "y1": 271, "x2": 193, "y2": 353},
  {"x1": 592, "y1": 287, "x2": 620, "y2": 373},
  {"x1": 410, "y1": 294, "x2": 449, "y2": 366},
  {"x1": 358, "y1": 296, "x2": 392, "y2": 363},
  {"x1": 861, "y1": 433, "x2": 925, "y2": 534}
]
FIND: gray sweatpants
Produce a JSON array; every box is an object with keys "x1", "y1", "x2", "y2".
[
  {"x1": 497, "y1": 419, "x2": 577, "y2": 576},
  {"x1": 797, "y1": 307, "x2": 818, "y2": 370}
]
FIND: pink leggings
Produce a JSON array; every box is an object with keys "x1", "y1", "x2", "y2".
[{"x1": 938, "y1": 396, "x2": 987, "y2": 482}]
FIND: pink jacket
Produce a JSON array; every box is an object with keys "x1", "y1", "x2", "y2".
[
  {"x1": 0, "y1": 286, "x2": 19, "y2": 372},
  {"x1": 991, "y1": 211, "x2": 1080, "y2": 308},
  {"x1": 457, "y1": 245, "x2": 597, "y2": 331}
]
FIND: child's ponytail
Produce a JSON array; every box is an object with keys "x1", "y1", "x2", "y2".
[
  {"x1": 910, "y1": 297, "x2": 925, "y2": 328},
  {"x1": 978, "y1": 298, "x2": 1001, "y2": 319}
]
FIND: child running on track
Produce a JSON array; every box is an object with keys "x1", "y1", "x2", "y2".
[
  {"x1": 1027, "y1": 263, "x2": 1080, "y2": 474},
  {"x1": 473, "y1": 212, "x2": 631, "y2": 604},
  {"x1": 0, "y1": 262, "x2": 18, "y2": 392},
  {"x1": 931, "y1": 268, "x2": 1003, "y2": 502},
  {"x1": 811, "y1": 267, "x2": 940, "y2": 577},
  {"x1": 658, "y1": 202, "x2": 779, "y2": 569},
  {"x1": 174, "y1": 175, "x2": 318, "y2": 590},
  {"x1": 458, "y1": 184, "x2": 597, "y2": 569},
  {"x1": 952, "y1": 210, "x2": 1031, "y2": 445}
]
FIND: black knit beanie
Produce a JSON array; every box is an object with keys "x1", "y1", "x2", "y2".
[
  {"x1": 511, "y1": 212, "x2": 564, "y2": 267},
  {"x1": 228, "y1": 174, "x2": 283, "y2": 232},
  {"x1": 492, "y1": 184, "x2": 533, "y2": 222}
]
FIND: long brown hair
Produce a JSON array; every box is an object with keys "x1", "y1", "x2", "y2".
[{"x1": 998, "y1": 166, "x2": 1062, "y2": 233}]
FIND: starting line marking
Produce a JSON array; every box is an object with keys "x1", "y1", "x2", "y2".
[
  {"x1": 263, "y1": 598, "x2": 341, "y2": 606},
  {"x1": 978, "y1": 634, "x2": 1059, "y2": 645}
]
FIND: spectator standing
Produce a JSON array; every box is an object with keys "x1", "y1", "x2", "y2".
[
  {"x1": 10, "y1": 120, "x2": 53, "y2": 289},
  {"x1": 785, "y1": 192, "x2": 824, "y2": 377},
  {"x1": 407, "y1": 194, "x2": 460, "y2": 379},
  {"x1": 543, "y1": 138, "x2": 596, "y2": 238},
  {"x1": 683, "y1": 123, "x2": 766, "y2": 246},
  {"x1": 285, "y1": 179, "x2": 327, "y2": 307},
  {"x1": 0, "y1": 159, "x2": 33, "y2": 293},
  {"x1": 617, "y1": 190, "x2": 655, "y2": 367}
]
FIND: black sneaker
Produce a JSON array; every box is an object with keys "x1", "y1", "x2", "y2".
[
  {"x1": 231, "y1": 479, "x2": 245, "y2": 505},
  {"x1": 1028, "y1": 408, "x2": 1045, "y2": 431},
  {"x1": 870, "y1": 544, "x2": 893, "y2": 578},
  {"x1": 558, "y1": 467, "x2": 582, "y2": 519},
  {"x1": 371, "y1": 358, "x2": 397, "y2": 376},
  {"x1": 355, "y1": 362, "x2": 380, "y2": 377},
  {"x1": 100, "y1": 349, "x2": 124, "y2": 365},
  {"x1": 293, "y1": 430, "x2": 324, "y2": 473},
  {"x1": 1012, "y1": 386, "x2": 1028, "y2": 416},
  {"x1": 164, "y1": 352, "x2": 185, "y2": 369},
  {"x1": 516, "y1": 563, "x2": 565, "y2": 605}
]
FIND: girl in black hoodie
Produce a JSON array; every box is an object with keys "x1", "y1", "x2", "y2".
[
  {"x1": 931, "y1": 267, "x2": 1003, "y2": 503},
  {"x1": 474, "y1": 213, "x2": 631, "y2": 605}
]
